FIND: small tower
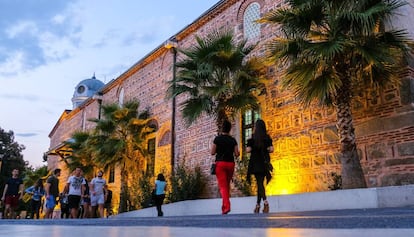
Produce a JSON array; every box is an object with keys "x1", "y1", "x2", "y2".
[{"x1": 71, "y1": 74, "x2": 105, "y2": 108}]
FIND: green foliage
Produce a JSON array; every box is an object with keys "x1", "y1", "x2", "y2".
[
  {"x1": 129, "y1": 171, "x2": 154, "y2": 209},
  {"x1": 64, "y1": 131, "x2": 95, "y2": 177},
  {"x1": 167, "y1": 29, "x2": 267, "y2": 129},
  {"x1": 65, "y1": 100, "x2": 155, "y2": 213},
  {"x1": 233, "y1": 155, "x2": 256, "y2": 196},
  {"x1": 89, "y1": 100, "x2": 153, "y2": 170},
  {"x1": 261, "y1": 0, "x2": 413, "y2": 107},
  {"x1": 168, "y1": 162, "x2": 205, "y2": 202},
  {"x1": 0, "y1": 127, "x2": 26, "y2": 192},
  {"x1": 328, "y1": 172, "x2": 342, "y2": 190},
  {"x1": 23, "y1": 165, "x2": 48, "y2": 188}
]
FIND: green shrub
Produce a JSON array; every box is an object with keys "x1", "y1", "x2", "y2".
[
  {"x1": 168, "y1": 162, "x2": 205, "y2": 202},
  {"x1": 129, "y1": 171, "x2": 153, "y2": 209},
  {"x1": 128, "y1": 162, "x2": 206, "y2": 210},
  {"x1": 328, "y1": 172, "x2": 342, "y2": 190}
]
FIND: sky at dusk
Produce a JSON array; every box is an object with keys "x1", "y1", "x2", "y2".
[{"x1": 0, "y1": 0, "x2": 219, "y2": 167}]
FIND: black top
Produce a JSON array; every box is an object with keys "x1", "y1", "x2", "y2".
[
  {"x1": 247, "y1": 136, "x2": 273, "y2": 174},
  {"x1": 213, "y1": 134, "x2": 238, "y2": 162},
  {"x1": 83, "y1": 178, "x2": 90, "y2": 195},
  {"x1": 105, "y1": 189, "x2": 112, "y2": 204},
  {"x1": 46, "y1": 175, "x2": 60, "y2": 197},
  {"x1": 5, "y1": 177, "x2": 23, "y2": 195}
]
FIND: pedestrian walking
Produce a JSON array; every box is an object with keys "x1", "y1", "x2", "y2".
[
  {"x1": 90, "y1": 170, "x2": 107, "y2": 218},
  {"x1": 246, "y1": 119, "x2": 274, "y2": 213},
  {"x1": 64, "y1": 167, "x2": 86, "y2": 218},
  {"x1": 153, "y1": 173, "x2": 166, "y2": 217},
  {"x1": 44, "y1": 168, "x2": 61, "y2": 219},
  {"x1": 1, "y1": 168, "x2": 24, "y2": 219},
  {"x1": 59, "y1": 192, "x2": 70, "y2": 218},
  {"x1": 24, "y1": 179, "x2": 45, "y2": 219},
  {"x1": 211, "y1": 120, "x2": 240, "y2": 215},
  {"x1": 103, "y1": 185, "x2": 112, "y2": 218},
  {"x1": 81, "y1": 174, "x2": 92, "y2": 218}
]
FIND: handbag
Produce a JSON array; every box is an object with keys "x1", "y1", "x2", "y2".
[
  {"x1": 151, "y1": 189, "x2": 156, "y2": 199},
  {"x1": 22, "y1": 192, "x2": 32, "y2": 203},
  {"x1": 210, "y1": 163, "x2": 216, "y2": 175}
]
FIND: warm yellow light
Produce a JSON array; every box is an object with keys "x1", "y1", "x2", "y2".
[
  {"x1": 164, "y1": 39, "x2": 177, "y2": 49},
  {"x1": 279, "y1": 189, "x2": 289, "y2": 195}
]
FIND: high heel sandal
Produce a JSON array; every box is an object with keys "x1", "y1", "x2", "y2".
[
  {"x1": 254, "y1": 204, "x2": 260, "y2": 213},
  {"x1": 263, "y1": 201, "x2": 269, "y2": 213}
]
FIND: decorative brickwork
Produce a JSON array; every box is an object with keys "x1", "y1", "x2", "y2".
[{"x1": 47, "y1": 0, "x2": 414, "y2": 203}]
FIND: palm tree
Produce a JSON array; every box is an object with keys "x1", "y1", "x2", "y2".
[
  {"x1": 23, "y1": 165, "x2": 48, "y2": 188},
  {"x1": 168, "y1": 30, "x2": 267, "y2": 131},
  {"x1": 64, "y1": 131, "x2": 95, "y2": 176},
  {"x1": 87, "y1": 100, "x2": 154, "y2": 213},
  {"x1": 260, "y1": 0, "x2": 413, "y2": 188}
]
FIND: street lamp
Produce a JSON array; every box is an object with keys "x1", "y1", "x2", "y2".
[
  {"x1": 165, "y1": 38, "x2": 178, "y2": 173},
  {"x1": 92, "y1": 92, "x2": 103, "y2": 120}
]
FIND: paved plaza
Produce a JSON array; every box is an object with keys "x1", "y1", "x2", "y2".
[{"x1": 1, "y1": 207, "x2": 414, "y2": 237}]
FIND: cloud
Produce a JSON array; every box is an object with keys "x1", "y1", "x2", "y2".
[
  {"x1": 0, "y1": 51, "x2": 26, "y2": 76},
  {"x1": 38, "y1": 32, "x2": 78, "y2": 62},
  {"x1": 5, "y1": 20, "x2": 38, "y2": 38},
  {"x1": 15, "y1": 133, "x2": 39, "y2": 138},
  {"x1": 52, "y1": 14, "x2": 66, "y2": 25},
  {"x1": 122, "y1": 32, "x2": 157, "y2": 46},
  {"x1": 0, "y1": 93, "x2": 40, "y2": 101}
]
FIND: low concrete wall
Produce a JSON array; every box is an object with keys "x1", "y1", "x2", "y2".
[
  {"x1": 377, "y1": 185, "x2": 414, "y2": 207},
  {"x1": 116, "y1": 184, "x2": 414, "y2": 218}
]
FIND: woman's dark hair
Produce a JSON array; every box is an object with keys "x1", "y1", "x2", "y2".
[
  {"x1": 157, "y1": 173, "x2": 165, "y2": 181},
  {"x1": 253, "y1": 119, "x2": 268, "y2": 149},
  {"x1": 222, "y1": 120, "x2": 232, "y2": 133},
  {"x1": 35, "y1": 179, "x2": 44, "y2": 189}
]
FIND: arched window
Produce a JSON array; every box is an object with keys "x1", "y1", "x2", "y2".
[
  {"x1": 158, "y1": 131, "x2": 171, "y2": 146},
  {"x1": 118, "y1": 88, "x2": 124, "y2": 107},
  {"x1": 243, "y1": 3, "x2": 261, "y2": 40}
]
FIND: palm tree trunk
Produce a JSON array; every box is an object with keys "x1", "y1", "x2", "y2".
[
  {"x1": 335, "y1": 81, "x2": 367, "y2": 189},
  {"x1": 118, "y1": 163, "x2": 129, "y2": 213}
]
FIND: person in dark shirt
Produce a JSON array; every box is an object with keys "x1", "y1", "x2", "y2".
[
  {"x1": 45, "y1": 168, "x2": 61, "y2": 219},
  {"x1": 246, "y1": 119, "x2": 274, "y2": 214},
  {"x1": 59, "y1": 192, "x2": 70, "y2": 219},
  {"x1": 1, "y1": 168, "x2": 24, "y2": 219},
  {"x1": 211, "y1": 120, "x2": 240, "y2": 215},
  {"x1": 103, "y1": 185, "x2": 112, "y2": 218}
]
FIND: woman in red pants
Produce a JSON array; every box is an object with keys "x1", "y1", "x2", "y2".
[{"x1": 211, "y1": 120, "x2": 240, "y2": 215}]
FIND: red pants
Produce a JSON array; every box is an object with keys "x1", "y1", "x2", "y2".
[
  {"x1": 5, "y1": 195, "x2": 20, "y2": 208},
  {"x1": 215, "y1": 161, "x2": 234, "y2": 214}
]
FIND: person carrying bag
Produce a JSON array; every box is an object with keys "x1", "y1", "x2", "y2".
[{"x1": 246, "y1": 119, "x2": 274, "y2": 214}]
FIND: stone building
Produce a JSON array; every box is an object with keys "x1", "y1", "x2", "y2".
[{"x1": 45, "y1": 0, "x2": 414, "y2": 213}]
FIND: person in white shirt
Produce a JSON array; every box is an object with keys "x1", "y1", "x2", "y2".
[
  {"x1": 90, "y1": 170, "x2": 107, "y2": 218},
  {"x1": 64, "y1": 167, "x2": 86, "y2": 218}
]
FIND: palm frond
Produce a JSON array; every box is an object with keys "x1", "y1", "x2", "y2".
[
  {"x1": 168, "y1": 29, "x2": 268, "y2": 127},
  {"x1": 181, "y1": 96, "x2": 213, "y2": 126}
]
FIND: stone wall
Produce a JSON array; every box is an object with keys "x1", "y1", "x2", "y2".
[{"x1": 48, "y1": 0, "x2": 414, "y2": 201}]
